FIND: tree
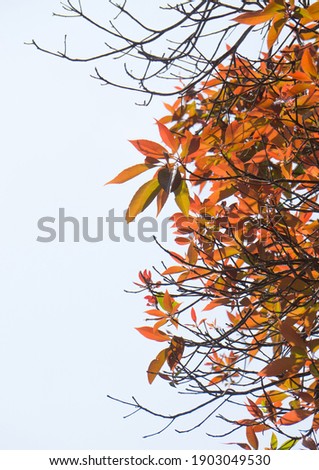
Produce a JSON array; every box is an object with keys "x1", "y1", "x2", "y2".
[{"x1": 36, "y1": 0, "x2": 319, "y2": 449}]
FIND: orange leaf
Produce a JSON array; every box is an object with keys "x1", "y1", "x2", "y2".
[
  {"x1": 234, "y1": 2, "x2": 284, "y2": 25},
  {"x1": 156, "y1": 187, "x2": 169, "y2": 215},
  {"x1": 136, "y1": 326, "x2": 170, "y2": 342},
  {"x1": 163, "y1": 290, "x2": 174, "y2": 314},
  {"x1": 224, "y1": 121, "x2": 254, "y2": 146},
  {"x1": 313, "y1": 412, "x2": 319, "y2": 431},
  {"x1": 126, "y1": 178, "x2": 161, "y2": 222},
  {"x1": 203, "y1": 297, "x2": 230, "y2": 311},
  {"x1": 279, "y1": 319, "x2": 306, "y2": 349},
  {"x1": 129, "y1": 139, "x2": 167, "y2": 159},
  {"x1": 147, "y1": 348, "x2": 169, "y2": 384},
  {"x1": 267, "y1": 14, "x2": 286, "y2": 50},
  {"x1": 106, "y1": 163, "x2": 154, "y2": 185},
  {"x1": 246, "y1": 398, "x2": 263, "y2": 419},
  {"x1": 213, "y1": 246, "x2": 240, "y2": 262},
  {"x1": 301, "y1": 48, "x2": 317, "y2": 79},
  {"x1": 278, "y1": 409, "x2": 312, "y2": 426},
  {"x1": 162, "y1": 266, "x2": 186, "y2": 275},
  {"x1": 154, "y1": 317, "x2": 168, "y2": 332},
  {"x1": 145, "y1": 309, "x2": 167, "y2": 318},
  {"x1": 307, "y1": 2, "x2": 319, "y2": 21},
  {"x1": 187, "y1": 242, "x2": 198, "y2": 265},
  {"x1": 259, "y1": 357, "x2": 295, "y2": 377},
  {"x1": 209, "y1": 375, "x2": 225, "y2": 385},
  {"x1": 156, "y1": 120, "x2": 179, "y2": 153},
  {"x1": 246, "y1": 427, "x2": 259, "y2": 450}
]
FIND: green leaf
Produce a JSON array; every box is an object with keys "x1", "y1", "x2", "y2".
[
  {"x1": 278, "y1": 438, "x2": 299, "y2": 450},
  {"x1": 271, "y1": 432, "x2": 278, "y2": 450}
]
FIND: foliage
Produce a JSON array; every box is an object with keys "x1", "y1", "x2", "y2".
[
  {"x1": 36, "y1": 0, "x2": 319, "y2": 449},
  {"x1": 106, "y1": 0, "x2": 319, "y2": 450}
]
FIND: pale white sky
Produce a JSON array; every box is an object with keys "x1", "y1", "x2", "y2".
[{"x1": 0, "y1": 0, "x2": 243, "y2": 450}]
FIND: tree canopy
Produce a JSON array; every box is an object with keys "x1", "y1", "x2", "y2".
[{"x1": 38, "y1": 0, "x2": 319, "y2": 449}]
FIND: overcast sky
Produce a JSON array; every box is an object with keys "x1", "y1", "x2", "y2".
[{"x1": 0, "y1": 0, "x2": 243, "y2": 450}]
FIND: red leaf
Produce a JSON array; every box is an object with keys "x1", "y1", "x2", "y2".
[{"x1": 191, "y1": 307, "x2": 197, "y2": 323}]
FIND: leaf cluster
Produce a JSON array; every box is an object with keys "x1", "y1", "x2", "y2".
[{"x1": 108, "y1": 0, "x2": 319, "y2": 449}]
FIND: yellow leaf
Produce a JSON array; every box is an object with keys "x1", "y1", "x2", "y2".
[
  {"x1": 307, "y1": 2, "x2": 319, "y2": 20},
  {"x1": 174, "y1": 180, "x2": 190, "y2": 216},
  {"x1": 147, "y1": 348, "x2": 169, "y2": 384},
  {"x1": 126, "y1": 178, "x2": 161, "y2": 222},
  {"x1": 213, "y1": 246, "x2": 240, "y2": 262}
]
